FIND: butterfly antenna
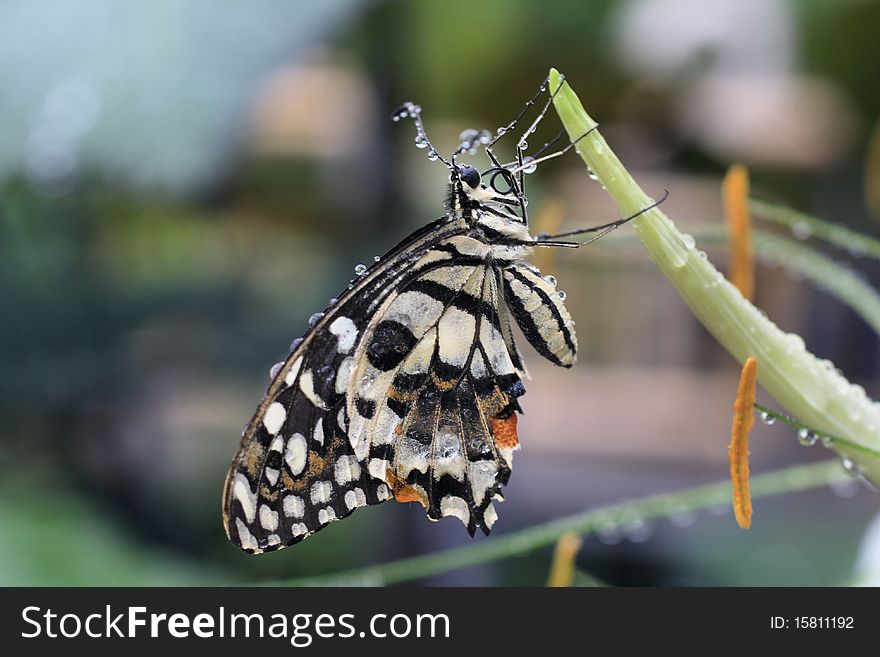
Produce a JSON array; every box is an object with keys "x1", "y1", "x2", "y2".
[{"x1": 391, "y1": 102, "x2": 452, "y2": 168}]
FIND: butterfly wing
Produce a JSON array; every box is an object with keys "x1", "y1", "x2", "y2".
[
  {"x1": 502, "y1": 262, "x2": 577, "y2": 367},
  {"x1": 223, "y1": 225, "x2": 555, "y2": 552},
  {"x1": 344, "y1": 236, "x2": 527, "y2": 536},
  {"x1": 222, "y1": 217, "x2": 468, "y2": 553}
]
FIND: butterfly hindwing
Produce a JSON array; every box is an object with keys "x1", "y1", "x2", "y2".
[{"x1": 347, "y1": 237, "x2": 526, "y2": 536}]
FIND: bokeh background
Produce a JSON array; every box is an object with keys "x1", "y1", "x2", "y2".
[{"x1": 1, "y1": 0, "x2": 879, "y2": 586}]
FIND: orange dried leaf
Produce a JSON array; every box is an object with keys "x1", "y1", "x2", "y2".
[
  {"x1": 729, "y1": 356, "x2": 758, "y2": 529},
  {"x1": 723, "y1": 164, "x2": 755, "y2": 301}
]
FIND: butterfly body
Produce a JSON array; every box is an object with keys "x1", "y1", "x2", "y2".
[{"x1": 223, "y1": 111, "x2": 579, "y2": 554}]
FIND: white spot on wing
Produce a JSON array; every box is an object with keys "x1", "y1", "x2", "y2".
[
  {"x1": 283, "y1": 495, "x2": 304, "y2": 518},
  {"x1": 310, "y1": 480, "x2": 333, "y2": 505},
  {"x1": 368, "y1": 458, "x2": 391, "y2": 480},
  {"x1": 318, "y1": 507, "x2": 337, "y2": 524},
  {"x1": 232, "y1": 473, "x2": 257, "y2": 523},
  {"x1": 395, "y1": 437, "x2": 430, "y2": 475},
  {"x1": 335, "y1": 356, "x2": 355, "y2": 395},
  {"x1": 235, "y1": 518, "x2": 259, "y2": 551},
  {"x1": 264, "y1": 467, "x2": 279, "y2": 485},
  {"x1": 344, "y1": 487, "x2": 367, "y2": 510},
  {"x1": 284, "y1": 356, "x2": 303, "y2": 387},
  {"x1": 468, "y1": 459, "x2": 498, "y2": 506},
  {"x1": 262, "y1": 402, "x2": 286, "y2": 435},
  {"x1": 335, "y1": 454, "x2": 361, "y2": 485},
  {"x1": 484, "y1": 502, "x2": 498, "y2": 529},
  {"x1": 337, "y1": 407, "x2": 347, "y2": 432},
  {"x1": 285, "y1": 433, "x2": 307, "y2": 475},
  {"x1": 312, "y1": 419, "x2": 325, "y2": 446},
  {"x1": 438, "y1": 307, "x2": 476, "y2": 367},
  {"x1": 329, "y1": 316, "x2": 359, "y2": 353},
  {"x1": 291, "y1": 522, "x2": 308, "y2": 537},
  {"x1": 376, "y1": 483, "x2": 392, "y2": 501},
  {"x1": 299, "y1": 369, "x2": 328, "y2": 409},
  {"x1": 440, "y1": 495, "x2": 471, "y2": 527},
  {"x1": 259, "y1": 504, "x2": 279, "y2": 531},
  {"x1": 431, "y1": 431, "x2": 466, "y2": 481}
]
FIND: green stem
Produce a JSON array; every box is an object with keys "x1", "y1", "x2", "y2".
[
  {"x1": 549, "y1": 68, "x2": 880, "y2": 482},
  {"x1": 754, "y1": 403, "x2": 880, "y2": 463},
  {"x1": 750, "y1": 198, "x2": 880, "y2": 261},
  {"x1": 267, "y1": 460, "x2": 845, "y2": 587}
]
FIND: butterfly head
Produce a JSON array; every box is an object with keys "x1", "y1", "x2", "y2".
[{"x1": 449, "y1": 162, "x2": 528, "y2": 227}]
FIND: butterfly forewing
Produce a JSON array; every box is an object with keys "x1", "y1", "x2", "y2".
[{"x1": 222, "y1": 217, "x2": 467, "y2": 552}]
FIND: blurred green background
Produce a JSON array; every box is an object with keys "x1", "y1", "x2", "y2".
[{"x1": 1, "y1": 0, "x2": 879, "y2": 586}]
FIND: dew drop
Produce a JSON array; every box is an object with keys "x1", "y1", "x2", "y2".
[
  {"x1": 308, "y1": 312, "x2": 324, "y2": 327},
  {"x1": 829, "y1": 476, "x2": 860, "y2": 498},
  {"x1": 458, "y1": 128, "x2": 479, "y2": 143},
  {"x1": 760, "y1": 411, "x2": 776, "y2": 425},
  {"x1": 543, "y1": 274, "x2": 557, "y2": 287},
  {"x1": 797, "y1": 428, "x2": 818, "y2": 446},
  {"x1": 841, "y1": 457, "x2": 859, "y2": 475},
  {"x1": 681, "y1": 233, "x2": 696, "y2": 249},
  {"x1": 354, "y1": 263, "x2": 367, "y2": 276},
  {"x1": 290, "y1": 337, "x2": 303, "y2": 352},
  {"x1": 519, "y1": 140, "x2": 529, "y2": 150},
  {"x1": 373, "y1": 255, "x2": 381, "y2": 262},
  {"x1": 557, "y1": 290, "x2": 567, "y2": 301},
  {"x1": 521, "y1": 156, "x2": 537, "y2": 174},
  {"x1": 791, "y1": 221, "x2": 813, "y2": 240},
  {"x1": 414, "y1": 135, "x2": 428, "y2": 149},
  {"x1": 496, "y1": 126, "x2": 507, "y2": 137},
  {"x1": 784, "y1": 333, "x2": 805, "y2": 354},
  {"x1": 478, "y1": 129, "x2": 491, "y2": 144},
  {"x1": 269, "y1": 361, "x2": 285, "y2": 379},
  {"x1": 427, "y1": 150, "x2": 439, "y2": 161},
  {"x1": 668, "y1": 505, "x2": 698, "y2": 528},
  {"x1": 587, "y1": 168, "x2": 599, "y2": 181},
  {"x1": 327, "y1": 297, "x2": 338, "y2": 306},
  {"x1": 597, "y1": 522, "x2": 622, "y2": 545},
  {"x1": 622, "y1": 518, "x2": 654, "y2": 543}
]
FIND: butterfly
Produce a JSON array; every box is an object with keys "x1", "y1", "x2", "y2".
[{"x1": 222, "y1": 77, "x2": 665, "y2": 553}]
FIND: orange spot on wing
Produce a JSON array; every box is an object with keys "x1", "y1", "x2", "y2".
[
  {"x1": 395, "y1": 422, "x2": 404, "y2": 436},
  {"x1": 385, "y1": 469, "x2": 428, "y2": 508},
  {"x1": 729, "y1": 356, "x2": 757, "y2": 529},
  {"x1": 492, "y1": 414, "x2": 519, "y2": 450}
]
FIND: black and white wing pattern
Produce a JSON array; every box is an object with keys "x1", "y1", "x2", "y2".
[
  {"x1": 222, "y1": 217, "x2": 464, "y2": 552},
  {"x1": 223, "y1": 96, "x2": 589, "y2": 552},
  {"x1": 223, "y1": 215, "x2": 578, "y2": 552}
]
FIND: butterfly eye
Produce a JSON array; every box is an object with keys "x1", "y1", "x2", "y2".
[{"x1": 458, "y1": 165, "x2": 481, "y2": 189}]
